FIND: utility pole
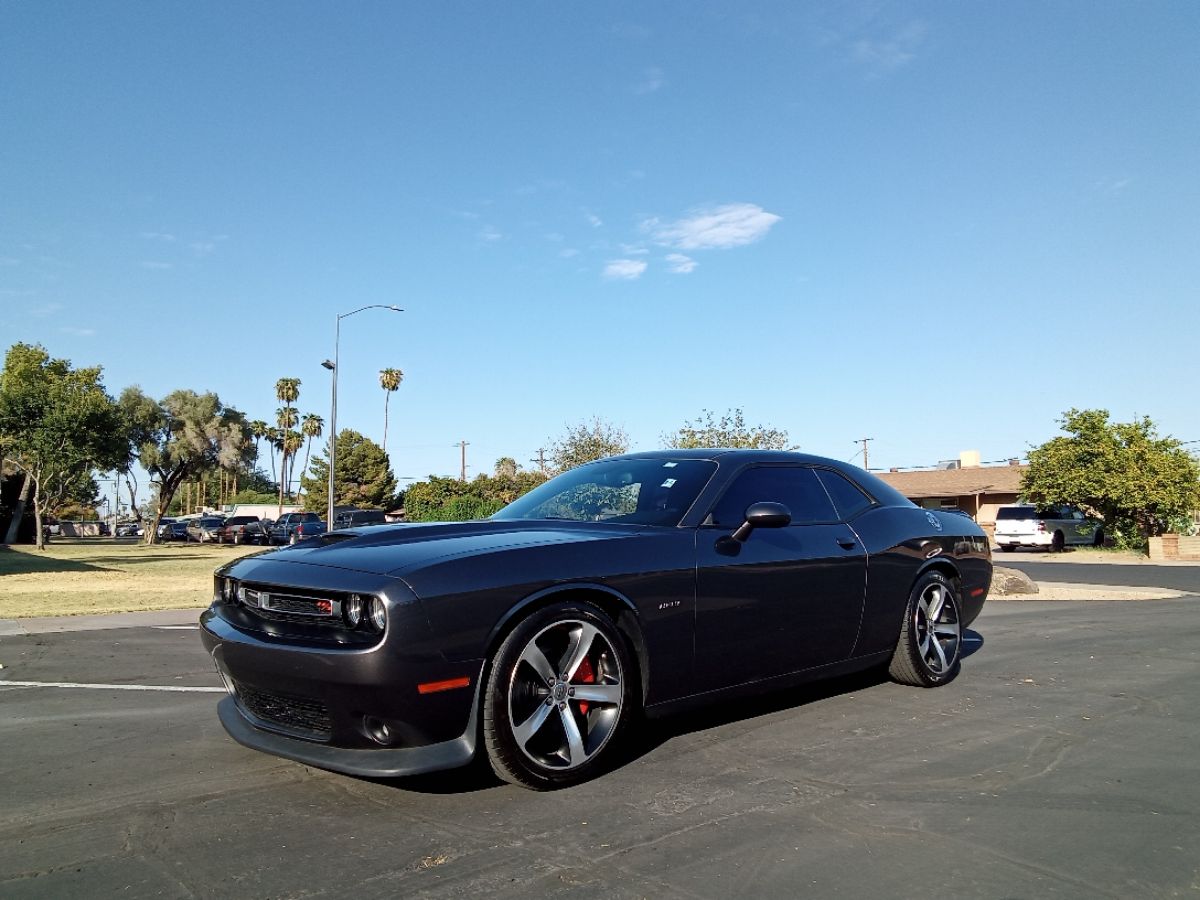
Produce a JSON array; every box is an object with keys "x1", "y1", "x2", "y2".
[
  {"x1": 531, "y1": 448, "x2": 547, "y2": 476},
  {"x1": 857, "y1": 437, "x2": 873, "y2": 471},
  {"x1": 458, "y1": 440, "x2": 470, "y2": 481}
]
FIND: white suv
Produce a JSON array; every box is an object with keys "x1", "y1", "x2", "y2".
[{"x1": 994, "y1": 505, "x2": 1105, "y2": 552}]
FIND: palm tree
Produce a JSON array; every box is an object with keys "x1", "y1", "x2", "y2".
[
  {"x1": 275, "y1": 378, "x2": 301, "y2": 512},
  {"x1": 299, "y1": 413, "x2": 324, "y2": 491},
  {"x1": 378, "y1": 367, "x2": 404, "y2": 455},
  {"x1": 263, "y1": 426, "x2": 281, "y2": 486},
  {"x1": 248, "y1": 420, "x2": 268, "y2": 471},
  {"x1": 282, "y1": 430, "x2": 304, "y2": 498}
]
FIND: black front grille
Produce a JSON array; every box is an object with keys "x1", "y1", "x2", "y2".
[{"x1": 234, "y1": 681, "x2": 332, "y2": 739}]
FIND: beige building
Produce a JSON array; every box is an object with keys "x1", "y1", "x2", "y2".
[{"x1": 876, "y1": 451, "x2": 1027, "y2": 540}]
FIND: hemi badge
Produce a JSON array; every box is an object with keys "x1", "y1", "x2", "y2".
[{"x1": 417, "y1": 677, "x2": 472, "y2": 695}]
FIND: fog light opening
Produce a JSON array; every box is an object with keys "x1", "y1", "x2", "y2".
[
  {"x1": 363, "y1": 716, "x2": 395, "y2": 745},
  {"x1": 368, "y1": 597, "x2": 386, "y2": 633}
]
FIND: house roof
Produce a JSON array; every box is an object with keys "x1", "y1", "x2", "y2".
[{"x1": 875, "y1": 464, "x2": 1027, "y2": 499}]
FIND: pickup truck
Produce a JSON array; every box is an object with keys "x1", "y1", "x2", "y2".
[{"x1": 268, "y1": 512, "x2": 328, "y2": 545}]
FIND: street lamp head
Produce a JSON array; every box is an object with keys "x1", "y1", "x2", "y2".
[{"x1": 321, "y1": 359, "x2": 335, "y2": 371}]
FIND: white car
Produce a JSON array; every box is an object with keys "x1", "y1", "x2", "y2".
[{"x1": 994, "y1": 505, "x2": 1104, "y2": 552}]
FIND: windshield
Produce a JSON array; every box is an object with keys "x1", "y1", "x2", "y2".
[{"x1": 493, "y1": 458, "x2": 717, "y2": 526}]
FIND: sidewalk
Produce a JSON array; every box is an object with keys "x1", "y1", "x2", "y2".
[{"x1": 0, "y1": 607, "x2": 203, "y2": 636}]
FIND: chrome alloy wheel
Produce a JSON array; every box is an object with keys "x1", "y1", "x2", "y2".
[
  {"x1": 506, "y1": 619, "x2": 625, "y2": 771},
  {"x1": 913, "y1": 580, "x2": 961, "y2": 676}
]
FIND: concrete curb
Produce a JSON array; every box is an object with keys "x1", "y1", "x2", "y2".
[
  {"x1": 994, "y1": 581, "x2": 1187, "y2": 602},
  {"x1": 0, "y1": 608, "x2": 203, "y2": 636}
]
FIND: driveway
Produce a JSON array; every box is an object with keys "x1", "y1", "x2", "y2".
[{"x1": 2, "y1": 589, "x2": 1198, "y2": 898}]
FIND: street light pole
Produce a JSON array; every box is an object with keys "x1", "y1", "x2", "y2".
[{"x1": 323, "y1": 305, "x2": 403, "y2": 530}]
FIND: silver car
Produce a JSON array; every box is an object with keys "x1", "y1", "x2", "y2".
[{"x1": 994, "y1": 505, "x2": 1104, "y2": 552}]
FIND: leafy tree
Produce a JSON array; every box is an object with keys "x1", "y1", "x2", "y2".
[
  {"x1": 663, "y1": 408, "x2": 792, "y2": 450},
  {"x1": 404, "y1": 472, "x2": 548, "y2": 522},
  {"x1": 547, "y1": 417, "x2": 629, "y2": 473},
  {"x1": 0, "y1": 343, "x2": 125, "y2": 548},
  {"x1": 379, "y1": 367, "x2": 403, "y2": 453},
  {"x1": 300, "y1": 429, "x2": 397, "y2": 514},
  {"x1": 127, "y1": 388, "x2": 254, "y2": 543},
  {"x1": 1022, "y1": 409, "x2": 1200, "y2": 546},
  {"x1": 494, "y1": 456, "x2": 519, "y2": 478}
]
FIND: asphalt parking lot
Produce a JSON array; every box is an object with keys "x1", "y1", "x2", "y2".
[{"x1": 3, "y1": 588, "x2": 1199, "y2": 898}]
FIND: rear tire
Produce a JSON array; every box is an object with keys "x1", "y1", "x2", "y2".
[
  {"x1": 889, "y1": 571, "x2": 962, "y2": 688},
  {"x1": 1051, "y1": 531, "x2": 1065, "y2": 553},
  {"x1": 999, "y1": 545, "x2": 1015, "y2": 552},
  {"x1": 482, "y1": 601, "x2": 635, "y2": 789}
]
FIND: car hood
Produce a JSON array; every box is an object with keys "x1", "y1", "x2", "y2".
[{"x1": 250, "y1": 520, "x2": 647, "y2": 577}]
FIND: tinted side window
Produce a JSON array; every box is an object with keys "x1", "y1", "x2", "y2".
[
  {"x1": 816, "y1": 470, "x2": 873, "y2": 520},
  {"x1": 710, "y1": 467, "x2": 837, "y2": 526}
]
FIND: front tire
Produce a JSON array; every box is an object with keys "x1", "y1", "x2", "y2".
[
  {"x1": 483, "y1": 602, "x2": 634, "y2": 789},
  {"x1": 889, "y1": 571, "x2": 962, "y2": 687}
]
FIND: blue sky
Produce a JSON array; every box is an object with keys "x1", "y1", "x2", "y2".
[{"x1": 2, "y1": 2, "x2": 1197, "y2": 503}]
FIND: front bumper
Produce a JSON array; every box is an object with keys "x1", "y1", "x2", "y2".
[
  {"x1": 200, "y1": 584, "x2": 484, "y2": 778},
  {"x1": 216, "y1": 692, "x2": 479, "y2": 778}
]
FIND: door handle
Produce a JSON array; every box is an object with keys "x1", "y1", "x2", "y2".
[{"x1": 837, "y1": 537, "x2": 856, "y2": 549}]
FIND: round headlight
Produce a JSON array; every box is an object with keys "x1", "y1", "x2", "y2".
[
  {"x1": 345, "y1": 594, "x2": 364, "y2": 627},
  {"x1": 368, "y1": 597, "x2": 386, "y2": 633}
]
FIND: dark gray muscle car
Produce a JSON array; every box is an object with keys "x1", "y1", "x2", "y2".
[{"x1": 200, "y1": 450, "x2": 991, "y2": 789}]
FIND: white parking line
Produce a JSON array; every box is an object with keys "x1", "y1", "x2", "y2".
[{"x1": 0, "y1": 680, "x2": 224, "y2": 693}]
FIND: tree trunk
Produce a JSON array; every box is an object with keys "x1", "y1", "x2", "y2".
[
  {"x1": 383, "y1": 391, "x2": 390, "y2": 454},
  {"x1": 32, "y1": 468, "x2": 45, "y2": 551},
  {"x1": 4, "y1": 471, "x2": 33, "y2": 544}
]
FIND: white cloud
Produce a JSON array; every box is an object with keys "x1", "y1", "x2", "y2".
[
  {"x1": 29, "y1": 302, "x2": 62, "y2": 317},
  {"x1": 620, "y1": 243, "x2": 649, "y2": 256},
  {"x1": 60, "y1": 326, "x2": 95, "y2": 337},
  {"x1": 140, "y1": 261, "x2": 173, "y2": 270},
  {"x1": 647, "y1": 202, "x2": 781, "y2": 250},
  {"x1": 603, "y1": 259, "x2": 648, "y2": 280},
  {"x1": 852, "y1": 22, "x2": 927, "y2": 74},
  {"x1": 479, "y1": 226, "x2": 503, "y2": 242},
  {"x1": 559, "y1": 248, "x2": 580, "y2": 259},
  {"x1": 633, "y1": 67, "x2": 665, "y2": 95},
  {"x1": 584, "y1": 211, "x2": 603, "y2": 228},
  {"x1": 139, "y1": 231, "x2": 176, "y2": 242},
  {"x1": 665, "y1": 253, "x2": 697, "y2": 274}
]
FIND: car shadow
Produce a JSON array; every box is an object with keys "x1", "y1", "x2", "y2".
[{"x1": 385, "y1": 632, "x2": 986, "y2": 795}]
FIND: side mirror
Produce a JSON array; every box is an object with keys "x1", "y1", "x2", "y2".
[{"x1": 731, "y1": 501, "x2": 792, "y2": 542}]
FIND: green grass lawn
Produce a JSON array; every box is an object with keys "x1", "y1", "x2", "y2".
[{"x1": 0, "y1": 539, "x2": 264, "y2": 618}]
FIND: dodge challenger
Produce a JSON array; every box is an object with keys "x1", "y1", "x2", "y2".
[{"x1": 200, "y1": 450, "x2": 991, "y2": 789}]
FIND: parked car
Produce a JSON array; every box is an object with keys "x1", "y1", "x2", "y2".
[
  {"x1": 156, "y1": 518, "x2": 177, "y2": 539},
  {"x1": 187, "y1": 517, "x2": 226, "y2": 543},
  {"x1": 333, "y1": 508, "x2": 388, "y2": 530},
  {"x1": 216, "y1": 515, "x2": 263, "y2": 545},
  {"x1": 158, "y1": 520, "x2": 191, "y2": 542},
  {"x1": 993, "y1": 505, "x2": 1104, "y2": 552},
  {"x1": 202, "y1": 450, "x2": 992, "y2": 790},
  {"x1": 268, "y1": 512, "x2": 327, "y2": 545},
  {"x1": 115, "y1": 522, "x2": 144, "y2": 537}
]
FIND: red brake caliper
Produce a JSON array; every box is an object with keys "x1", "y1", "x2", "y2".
[{"x1": 573, "y1": 655, "x2": 595, "y2": 716}]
